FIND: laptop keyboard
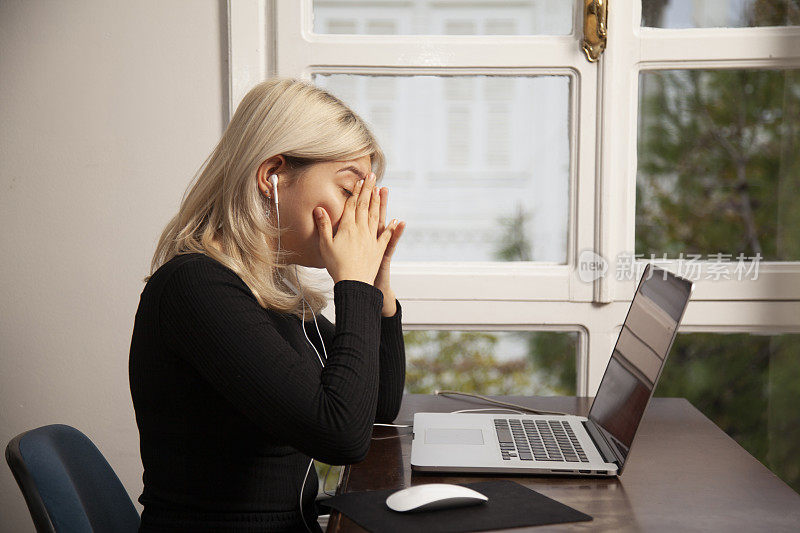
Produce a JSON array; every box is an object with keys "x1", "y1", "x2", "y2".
[{"x1": 493, "y1": 418, "x2": 589, "y2": 462}]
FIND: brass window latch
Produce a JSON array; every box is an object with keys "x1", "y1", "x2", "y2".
[{"x1": 582, "y1": 0, "x2": 608, "y2": 62}]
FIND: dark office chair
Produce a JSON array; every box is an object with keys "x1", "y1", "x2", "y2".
[{"x1": 5, "y1": 424, "x2": 140, "y2": 533}]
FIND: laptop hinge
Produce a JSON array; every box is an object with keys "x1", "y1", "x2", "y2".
[{"x1": 583, "y1": 420, "x2": 620, "y2": 466}]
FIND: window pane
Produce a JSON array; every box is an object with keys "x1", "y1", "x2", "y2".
[
  {"x1": 314, "y1": 74, "x2": 571, "y2": 262},
  {"x1": 403, "y1": 330, "x2": 579, "y2": 396},
  {"x1": 636, "y1": 69, "x2": 800, "y2": 260},
  {"x1": 642, "y1": 0, "x2": 800, "y2": 28},
  {"x1": 655, "y1": 332, "x2": 800, "y2": 493},
  {"x1": 313, "y1": 0, "x2": 573, "y2": 35}
]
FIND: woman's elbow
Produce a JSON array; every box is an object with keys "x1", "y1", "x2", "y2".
[
  {"x1": 320, "y1": 429, "x2": 372, "y2": 465},
  {"x1": 341, "y1": 445, "x2": 370, "y2": 465},
  {"x1": 375, "y1": 393, "x2": 404, "y2": 423},
  {"x1": 374, "y1": 410, "x2": 399, "y2": 424},
  {"x1": 323, "y1": 446, "x2": 370, "y2": 466}
]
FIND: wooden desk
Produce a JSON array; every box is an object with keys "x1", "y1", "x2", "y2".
[{"x1": 326, "y1": 395, "x2": 800, "y2": 532}]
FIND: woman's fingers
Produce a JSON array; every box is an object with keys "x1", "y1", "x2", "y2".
[
  {"x1": 384, "y1": 220, "x2": 405, "y2": 258},
  {"x1": 321, "y1": 170, "x2": 403, "y2": 285},
  {"x1": 369, "y1": 178, "x2": 381, "y2": 235},
  {"x1": 356, "y1": 173, "x2": 374, "y2": 225},
  {"x1": 341, "y1": 178, "x2": 363, "y2": 227},
  {"x1": 378, "y1": 186, "x2": 387, "y2": 235},
  {"x1": 379, "y1": 219, "x2": 397, "y2": 247},
  {"x1": 314, "y1": 207, "x2": 333, "y2": 249}
]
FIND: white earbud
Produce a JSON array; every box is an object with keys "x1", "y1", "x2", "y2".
[
  {"x1": 269, "y1": 174, "x2": 279, "y2": 205},
  {"x1": 267, "y1": 173, "x2": 281, "y2": 252}
]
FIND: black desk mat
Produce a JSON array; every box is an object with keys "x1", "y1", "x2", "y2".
[{"x1": 320, "y1": 480, "x2": 592, "y2": 532}]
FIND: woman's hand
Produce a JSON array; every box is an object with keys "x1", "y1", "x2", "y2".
[
  {"x1": 314, "y1": 172, "x2": 398, "y2": 286},
  {"x1": 374, "y1": 184, "x2": 406, "y2": 316}
]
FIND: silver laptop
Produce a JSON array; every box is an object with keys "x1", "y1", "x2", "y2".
[{"x1": 411, "y1": 264, "x2": 693, "y2": 476}]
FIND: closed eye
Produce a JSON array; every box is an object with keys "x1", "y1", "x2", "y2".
[{"x1": 341, "y1": 187, "x2": 353, "y2": 197}]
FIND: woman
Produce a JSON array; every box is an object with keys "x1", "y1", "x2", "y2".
[{"x1": 129, "y1": 77, "x2": 406, "y2": 532}]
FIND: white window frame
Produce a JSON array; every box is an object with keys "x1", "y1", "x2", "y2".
[{"x1": 228, "y1": 0, "x2": 800, "y2": 395}]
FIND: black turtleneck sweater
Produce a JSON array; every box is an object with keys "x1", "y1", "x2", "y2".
[{"x1": 128, "y1": 253, "x2": 406, "y2": 532}]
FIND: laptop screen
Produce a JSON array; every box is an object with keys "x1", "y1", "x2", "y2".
[{"x1": 588, "y1": 265, "x2": 693, "y2": 467}]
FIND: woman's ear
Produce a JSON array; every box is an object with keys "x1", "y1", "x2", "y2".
[
  {"x1": 257, "y1": 155, "x2": 285, "y2": 197},
  {"x1": 256, "y1": 170, "x2": 272, "y2": 198}
]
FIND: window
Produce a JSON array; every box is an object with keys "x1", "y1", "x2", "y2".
[
  {"x1": 641, "y1": 0, "x2": 800, "y2": 29},
  {"x1": 228, "y1": 0, "x2": 800, "y2": 398},
  {"x1": 637, "y1": 68, "x2": 800, "y2": 262},
  {"x1": 313, "y1": 73, "x2": 571, "y2": 263},
  {"x1": 312, "y1": 0, "x2": 574, "y2": 36},
  {"x1": 405, "y1": 329, "x2": 580, "y2": 396}
]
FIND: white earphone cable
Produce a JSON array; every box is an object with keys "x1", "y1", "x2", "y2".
[
  {"x1": 270, "y1": 177, "x2": 397, "y2": 531},
  {"x1": 299, "y1": 457, "x2": 315, "y2": 533},
  {"x1": 270, "y1": 181, "x2": 328, "y2": 533}
]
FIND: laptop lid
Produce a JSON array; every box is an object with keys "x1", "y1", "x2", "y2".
[{"x1": 587, "y1": 264, "x2": 693, "y2": 473}]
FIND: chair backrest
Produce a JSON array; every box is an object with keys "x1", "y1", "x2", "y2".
[{"x1": 5, "y1": 424, "x2": 140, "y2": 533}]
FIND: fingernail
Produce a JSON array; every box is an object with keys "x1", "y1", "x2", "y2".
[{"x1": 358, "y1": 179, "x2": 364, "y2": 187}]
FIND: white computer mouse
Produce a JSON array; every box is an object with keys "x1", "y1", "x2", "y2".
[{"x1": 385, "y1": 483, "x2": 489, "y2": 513}]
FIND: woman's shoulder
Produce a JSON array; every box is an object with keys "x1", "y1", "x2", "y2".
[
  {"x1": 142, "y1": 252, "x2": 275, "y2": 330},
  {"x1": 148, "y1": 252, "x2": 248, "y2": 296}
]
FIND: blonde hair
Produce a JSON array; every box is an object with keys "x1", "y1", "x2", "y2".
[{"x1": 149, "y1": 77, "x2": 386, "y2": 318}]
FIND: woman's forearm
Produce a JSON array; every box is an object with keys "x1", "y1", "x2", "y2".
[
  {"x1": 379, "y1": 287, "x2": 397, "y2": 317},
  {"x1": 376, "y1": 299, "x2": 406, "y2": 422}
]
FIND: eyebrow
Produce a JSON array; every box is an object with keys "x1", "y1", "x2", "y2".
[{"x1": 336, "y1": 165, "x2": 366, "y2": 181}]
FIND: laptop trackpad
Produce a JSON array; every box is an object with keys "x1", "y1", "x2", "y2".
[{"x1": 425, "y1": 428, "x2": 484, "y2": 445}]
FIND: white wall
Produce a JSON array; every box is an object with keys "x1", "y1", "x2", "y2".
[{"x1": 0, "y1": 1, "x2": 226, "y2": 530}]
